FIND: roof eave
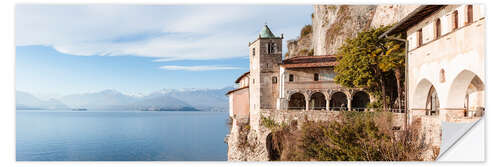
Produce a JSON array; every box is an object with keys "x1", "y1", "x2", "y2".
[{"x1": 379, "y1": 5, "x2": 445, "y2": 39}]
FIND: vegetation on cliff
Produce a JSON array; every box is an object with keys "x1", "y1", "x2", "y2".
[
  {"x1": 333, "y1": 25, "x2": 405, "y2": 110},
  {"x1": 300, "y1": 24, "x2": 313, "y2": 38},
  {"x1": 265, "y1": 112, "x2": 436, "y2": 161}
]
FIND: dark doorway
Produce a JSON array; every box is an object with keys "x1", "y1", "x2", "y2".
[
  {"x1": 310, "y1": 92, "x2": 326, "y2": 110},
  {"x1": 288, "y1": 93, "x2": 306, "y2": 110},
  {"x1": 352, "y1": 91, "x2": 370, "y2": 111},
  {"x1": 330, "y1": 92, "x2": 347, "y2": 111}
]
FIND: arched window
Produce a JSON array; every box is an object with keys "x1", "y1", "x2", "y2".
[
  {"x1": 435, "y1": 18, "x2": 441, "y2": 39},
  {"x1": 467, "y1": 5, "x2": 474, "y2": 24},
  {"x1": 417, "y1": 28, "x2": 423, "y2": 47},
  {"x1": 452, "y1": 10, "x2": 459, "y2": 30}
]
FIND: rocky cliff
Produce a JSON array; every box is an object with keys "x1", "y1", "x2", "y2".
[{"x1": 287, "y1": 5, "x2": 419, "y2": 57}]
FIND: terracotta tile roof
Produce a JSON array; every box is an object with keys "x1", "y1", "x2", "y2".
[
  {"x1": 235, "y1": 71, "x2": 250, "y2": 83},
  {"x1": 281, "y1": 55, "x2": 340, "y2": 68},
  {"x1": 226, "y1": 86, "x2": 249, "y2": 95}
]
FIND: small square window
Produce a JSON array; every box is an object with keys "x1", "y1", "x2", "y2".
[
  {"x1": 289, "y1": 74, "x2": 294, "y2": 82},
  {"x1": 314, "y1": 73, "x2": 319, "y2": 81},
  {"x1": 272, "y1": 77, "x2": 277, "y2": 84}
]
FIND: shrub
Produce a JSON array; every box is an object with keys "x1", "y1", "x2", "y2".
[
  {"x1": 269, "y1": 112, "x2": 433, "y2": 161},
  {"x1": 261, "y1": 115, "x2": 280, "y2": 130},
  {"x1": 300, "y1": 24, "x2": 312, "y2": 38}
]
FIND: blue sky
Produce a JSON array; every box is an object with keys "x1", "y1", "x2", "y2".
[{"x1": 15, "y1": 5, "x2": 313, "y2": 98}]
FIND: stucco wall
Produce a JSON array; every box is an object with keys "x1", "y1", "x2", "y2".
[{"x1": 231, "y1": 88, "x2": 250, "y2": 121}]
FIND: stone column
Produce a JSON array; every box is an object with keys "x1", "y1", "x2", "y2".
[
  {"x1": 326, "y1": 98, "x2": 330, "y2": 111},
  {"x1": 347, "y1": 97, "x2": 352, "y2": 111},
  {"x1": 305, "y1": 98, "x2": 310, "y2": 111},
  {"x1": 304, "y1": 90, "x2": 312, "y2": 111}
]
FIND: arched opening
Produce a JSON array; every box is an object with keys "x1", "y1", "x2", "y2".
[
  {"x1": 465, "y1": 76, "x2": 485, "y2": 117},
  {"x1": 288, "y1": 93, "x2": 306, "y2": 110},
  {"x1": 310, "y1": 92, "x2": 326, "y2": 110},
  {"x1": 352, "y1": 91, "x2": 370, "y2": 111},
  {"x1": 446, "y1": 70, "x2": 485, "y2": 119},
  {"x1": 426, "y1": 86, "x2": 440, "y2": 116},
  {"x1": 330, "y1": 92, "x2": 347, "y2": 111},
  {"x1": 412, "y1": 79, "x2": 435, "y2": 110}
]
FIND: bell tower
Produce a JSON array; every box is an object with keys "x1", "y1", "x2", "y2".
[{"x1": 248, "y1": 24, "x2": 283, "y2": 113}]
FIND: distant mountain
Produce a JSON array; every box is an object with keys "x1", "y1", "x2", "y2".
[
  {"x1": 59, "y1": 89, "x2": 139, "y2": 110},
  {"x1": 16, "y1": 86, "x2": 232, "y2": 111},
  {"x1": 16, "y1": 91, "x2": 68, "y2": 110},
  {"x1": 152, "y1": 86, "x2": 233, "y2": 112},
  {"x1": 133, "y1": 92, "x2": 192, "y2": 110}
]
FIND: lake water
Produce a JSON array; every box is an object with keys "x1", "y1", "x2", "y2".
[{"x1": 16, "y1": 110, "x2": 229, "y2": 161}]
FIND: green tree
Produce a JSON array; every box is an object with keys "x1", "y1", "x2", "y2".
[{"x1": 334, "y1": 26, "x2": 405, "y2": 110}]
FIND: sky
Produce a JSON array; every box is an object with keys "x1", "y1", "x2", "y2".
[{"x1": 15, "y1": 5, "x2": 313, "y2": 99}]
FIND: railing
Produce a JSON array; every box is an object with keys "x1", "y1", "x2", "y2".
[
  {"x1": 284, "y1": 107, "x2": 407, "y2": 113},
  {"x1": 411, "y1": 108, "x2": 485, "y2": 118},
  {"x1": 465, "y1": 108, "x2": 485, "y2": 117}
]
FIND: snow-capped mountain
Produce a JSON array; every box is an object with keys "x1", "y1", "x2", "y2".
[{"x1": 16, "y1": 87, "x2": 232, "y2": 111}]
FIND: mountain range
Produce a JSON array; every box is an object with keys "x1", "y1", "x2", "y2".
[{"x1": 16, "y1": 86, "x2": 233, "y2": 112}]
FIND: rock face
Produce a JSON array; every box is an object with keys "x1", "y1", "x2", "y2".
[
  {"x1": 305, "y1": 5, "x2": 419, "y2": 56},
  {"x1": 286, "y1": 31, "x2": 313, "y2": 59},
  {"x1": 312, "y1": 5, "x2": 377, "y2": 55},
  {"x1": 371, "y1": 5, "x2": 420, "y2": 28}
]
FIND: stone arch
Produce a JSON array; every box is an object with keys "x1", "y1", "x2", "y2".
[
  {"x1": 310, "y1": 91, "x2": 326, "y2": 110},
  {"x1": 413, "y1": 78, "x2": 436, "y2": 109},
  {"x1": 330, "y1": 91, "x2": 348, "y2": 111},
  {"x1": 352, "y1": 91, "x2": 370, "y2": 111},
  {"x1": 288, "y1": 92, "x2": 306, "y2": 110},
  {"x1": 446, "y1": 70, "x2": 484, "y2": 116}
]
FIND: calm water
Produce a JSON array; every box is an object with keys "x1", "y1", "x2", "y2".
[{"x1": 16, "y1": 110, "x2": 229, "y2": 161}]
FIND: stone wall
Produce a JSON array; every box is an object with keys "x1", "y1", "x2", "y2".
[{"x1": 227, "y1": 109, "x2": 412, "y2": 161}]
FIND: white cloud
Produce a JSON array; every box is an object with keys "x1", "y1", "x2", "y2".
[
  {"x1": 15, "y1": 5, "x2": 313, "y2": 61},
  {"x1": 160, "y1": 65, "x2": 241, "y2": 71}
]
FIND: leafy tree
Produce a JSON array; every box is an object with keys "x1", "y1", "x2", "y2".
[{"x1": 334, "y1": 26, "x2": 405, "y2": 110}]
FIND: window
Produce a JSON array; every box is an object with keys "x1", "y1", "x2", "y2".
[
  {"x1": 289, "y1": 74, "x2": 294, "y2": 82},
  {"x1": 417, "y1": 28, "x2": 423, "y2": 47},
  {"x1": 252, "y1": 48, "x2": 255, "y2": 57},
  {"x1": 270, "y1": 43, "x2": 275, "y2": 53},
  {"x1": 267, "y1": 43, "x2": 272, "y2": 54},
  {"x1": 314, "y1": 73, "x2": 319, "y2": 81},
  {"x1": 253, "y1": 79, "x2": 255, "y2": 84},
  {"x1": 272, "y1": 76, "x2": 277, "y2": 84},
  {"x1": 467, "y1": 5, "x2": 474, "y2": 24},
  {"x1": 452, "y1": 10, "x2": 459, "y2": 30},
  {"x1": 435, "y1": 19, "x2": 441, "y2": 39},
  {"x1": 440, "y1": 69, "x2": 446, "y2": 83}
]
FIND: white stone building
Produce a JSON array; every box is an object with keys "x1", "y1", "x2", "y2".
[{"x1": 382, "y1": 5, "x2": 485, "y2": 123}]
